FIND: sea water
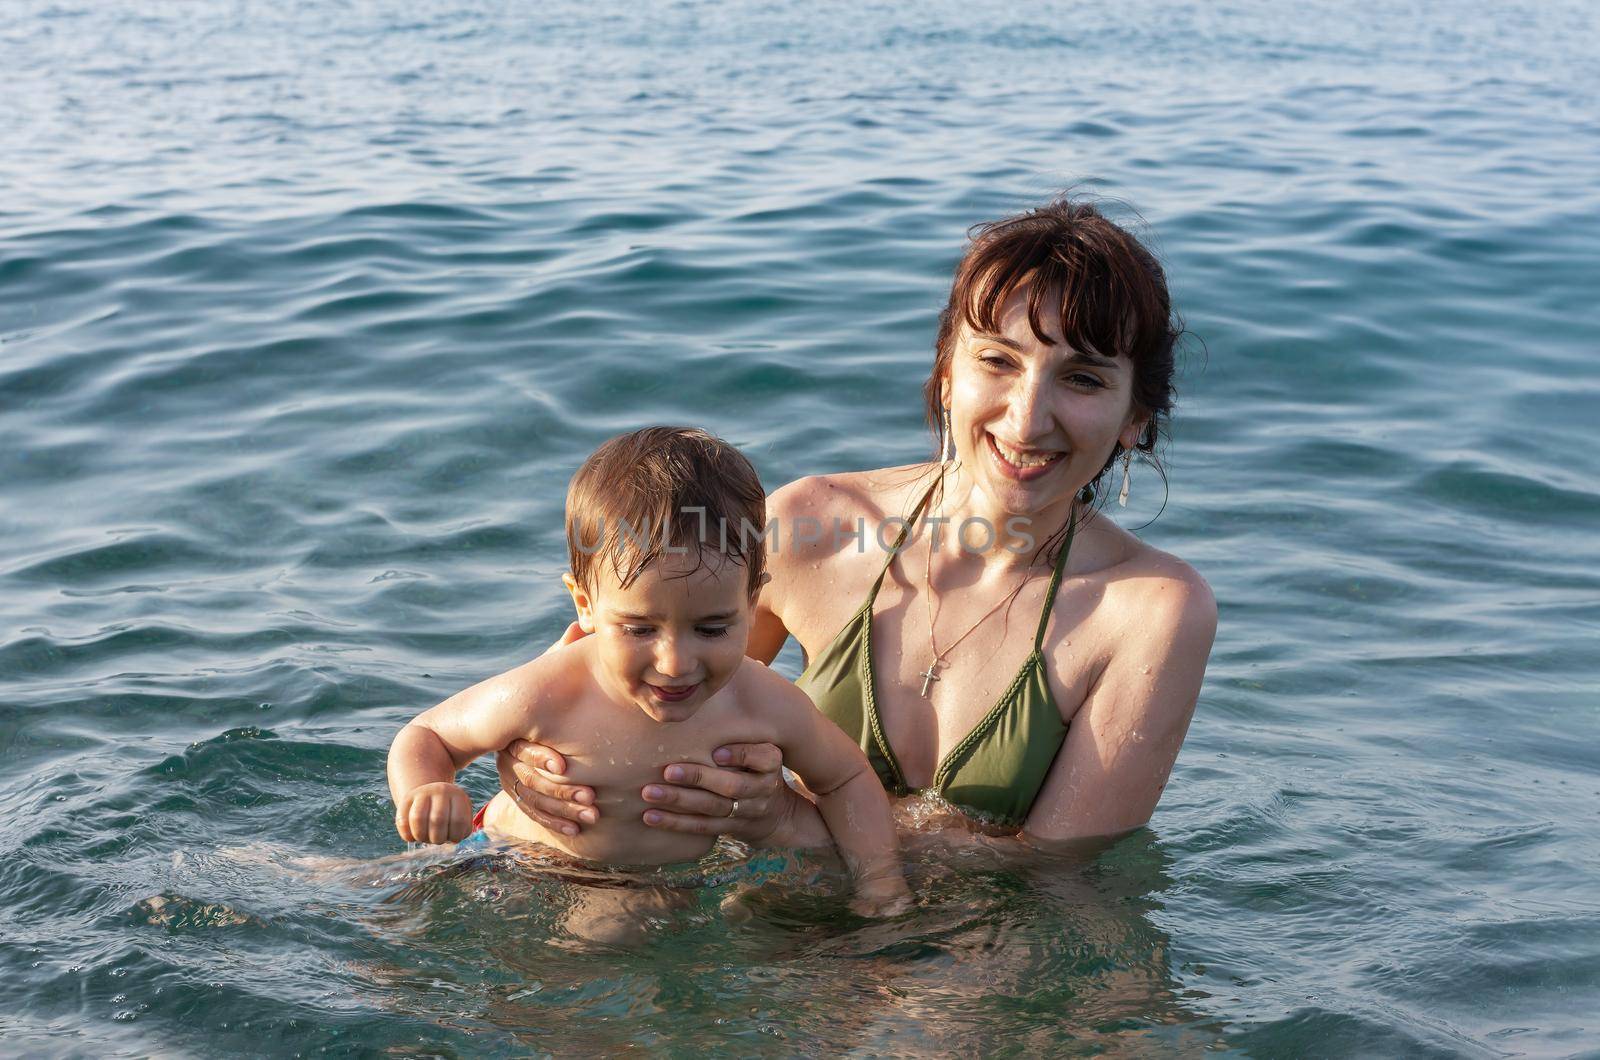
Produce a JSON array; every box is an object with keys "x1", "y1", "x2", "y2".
[{"x1": 3, "y1": 0, "x2": 1598, "y2": 1053}]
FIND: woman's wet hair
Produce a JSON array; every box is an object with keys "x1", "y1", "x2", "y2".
[
  {"x1": 924, "y1": 196, "x2": 1183, "y2": 495},
  {"x1": 567, "y1": 426, "x2": 767, "y2": 597}
]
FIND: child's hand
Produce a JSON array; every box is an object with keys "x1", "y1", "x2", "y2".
[
  {"x1": 395, "y1": 782, "x2": 474, "y2": 844},
  {"x1": 850, "y1": 873, "x2": 913, "y2": 919}
]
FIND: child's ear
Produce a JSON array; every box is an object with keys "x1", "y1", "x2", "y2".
[{"x1": 562, "y1": 573, "x2": 597, "y2": 634}]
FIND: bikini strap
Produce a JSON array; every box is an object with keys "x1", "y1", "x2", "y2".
[
  {"x1": 1033, "y1": 510, "x2": 1079, "y2": 650},
  {"x1": 864, "y1": 479, "x2": 940, "y2": 604}
]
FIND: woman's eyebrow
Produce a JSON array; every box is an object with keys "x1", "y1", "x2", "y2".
[
  {"x1": 1063, "y1": 349, "x2": 1121, "y2": 369},
  {"x1": 976, "y1": 332, "x2": 1026, "y2": 352}
]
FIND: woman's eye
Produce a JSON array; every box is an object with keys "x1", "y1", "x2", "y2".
[
  {"x1": 978, "y1": 354, "x2": 1009, "y2": 368},
  {"x1": 1065, "y1": 372, "x2": 1106, "y2": 390},
  {"x1": 697, "y1": 626, "x2": 731, "y2": 639}
]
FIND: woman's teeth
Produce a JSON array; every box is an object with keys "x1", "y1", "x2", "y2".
[{"x1": 991, "y1": 437, "x2": 1063, "y2": 468}]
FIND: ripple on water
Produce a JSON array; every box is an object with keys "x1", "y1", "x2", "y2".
[{"x1": 3, "y1": 0, "x2": 1600, "y2": 1053}]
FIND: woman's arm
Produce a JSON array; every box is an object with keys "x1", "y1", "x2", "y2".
[
  {"x1": 1022, "y1": 570, "x2": 1216, "y2": 843},
  {"x1": 747, "y1": 476, "x2": 816, "y2": 665},
  {"x1": 747, "y1": 599, "x2": 790, "y2": 665}
]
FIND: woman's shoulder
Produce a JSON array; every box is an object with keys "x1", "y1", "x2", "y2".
[
  {"x1": 767, "y1": 464, "x2": 935, "y2": 542},
  {"x1": 1094, "y1": 531, "x2": 1217, "y2": 645},
  {"x1": 764, "y1": 467, "x2": 934, "y2": 576},
  {"x1": 1046, "y1": 529, "x2": 1215, "y2": 733}
]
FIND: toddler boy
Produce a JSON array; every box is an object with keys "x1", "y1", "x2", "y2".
[{"x1": 387, "y1": 426, "x2": 910, "y2": 915}]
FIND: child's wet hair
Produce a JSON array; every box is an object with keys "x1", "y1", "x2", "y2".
[{"x1": 566, "y1": 426, "x2": 767, "y2": 597}]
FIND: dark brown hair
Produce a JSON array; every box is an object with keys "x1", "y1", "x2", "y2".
[
  {"x1": 567, "y1": 426, "x2": 767, "y2": 597},
  {"x1": 925, "y1": 196, "x2": 1181, "y2": 494}
]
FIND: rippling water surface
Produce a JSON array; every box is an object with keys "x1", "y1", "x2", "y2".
[{"x1": 4, "y1": 0, "x2": 1599, "y2": 1054}]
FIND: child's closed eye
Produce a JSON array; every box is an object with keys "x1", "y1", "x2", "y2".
[{"x1": 696, "y1": 626, "x2": 731, "y2": 638}]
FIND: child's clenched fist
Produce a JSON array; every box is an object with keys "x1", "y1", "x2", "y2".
[{"x1": 395, "y1": 781, "x2": 473, "y2": 844}]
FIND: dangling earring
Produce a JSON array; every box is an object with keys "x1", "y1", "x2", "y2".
[
  {"x1": 941, "y1": 410, "x2": 957, "y2": 465},
  {"x1": 1117, "y1": 449, "x2": 1133, "y2": 507}
]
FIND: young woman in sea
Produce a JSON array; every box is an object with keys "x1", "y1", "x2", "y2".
[{"x1": 497, "y1": 197, "x2": 1217, "y2": 850}]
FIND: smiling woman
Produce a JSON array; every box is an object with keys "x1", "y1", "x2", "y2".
[{"x1": 500, "y1": 197, "x2": 1216, "y2": 851}]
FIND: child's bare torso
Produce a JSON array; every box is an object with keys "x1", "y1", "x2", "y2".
[{"x1": 480, "y1": 663, "x2": 780, "y2": 865}]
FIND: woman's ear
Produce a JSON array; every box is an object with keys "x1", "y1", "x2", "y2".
[
  {"x1": 562, "y1": 573, "x2": 597, "y2": 634},
  {"x1": 1119, "y1": 413, "x2": 1151, "y2": 452}
]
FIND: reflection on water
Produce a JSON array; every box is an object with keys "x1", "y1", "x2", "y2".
[
  {"x1": 277, "y1": 806, "x2": 1216, "y2": 1052},
  {"x1": 4, "y1": 0, "x2": 1598, "y2": 1051}
]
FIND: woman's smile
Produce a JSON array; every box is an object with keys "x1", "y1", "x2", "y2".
[{"x1": 985, "y1": 432, "x2": 1067, "y2": 480}]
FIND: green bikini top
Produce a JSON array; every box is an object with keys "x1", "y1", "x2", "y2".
[{"x1": 795, "y1": 484, "x2": 1076, "y2": 829}]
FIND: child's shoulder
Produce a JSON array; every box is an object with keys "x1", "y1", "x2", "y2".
[
  {"x1": 718, "y1": 659, "x2": 836, "y2": 766},
  {"x1": 495, "y1": 637, "x2": 599, "y2": 707},
  {"x1": 726, "y1": 656, "x2": 813, "y2": 718}
]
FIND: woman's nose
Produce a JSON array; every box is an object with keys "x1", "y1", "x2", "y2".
[{"x1": 1004, "y1": 370, "x2": 1055, "y2": 442}]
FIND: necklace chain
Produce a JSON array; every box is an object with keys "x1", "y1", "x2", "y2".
[{"x1": 919, "y1": 502, "x2": 1035, "y2": 699}]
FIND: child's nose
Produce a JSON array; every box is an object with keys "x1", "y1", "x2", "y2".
[{"x1": 654, "y1": 635, "x2": 695, "y2": 679}]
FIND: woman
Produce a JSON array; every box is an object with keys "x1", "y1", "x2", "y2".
[{"x1": 498, "y1": 197, "x2": 1216, "y2": 849}]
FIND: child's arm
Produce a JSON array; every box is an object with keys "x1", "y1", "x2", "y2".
[
  {"x1": 387, "y1": 654, "x2": 568, "y2": 844},
  {"x1": 756, "y1": 671, "x2": 911, "y2": 916}
]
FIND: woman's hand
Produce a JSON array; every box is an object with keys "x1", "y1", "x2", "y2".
[
  {"x1": 542, "y1": 620, "x2": 588, "y2": 656},
  {"x1": 489, "y1": 620, "x2": 599, "y2": 836},
  {"x1": 495, "y1": 740, "x2": 599, "y2": 837},
  {"x1": 640, "y1": 743, "x2": 821, "y2": 846}
]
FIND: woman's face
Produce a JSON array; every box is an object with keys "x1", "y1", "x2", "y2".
[{"x1": 944, "y1": 284, "x2": 1147, "y2": 518}]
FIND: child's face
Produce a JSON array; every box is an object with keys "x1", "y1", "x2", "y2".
[{"x1": 564, "y1": 553, "x2": 755, "y2": 723}]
